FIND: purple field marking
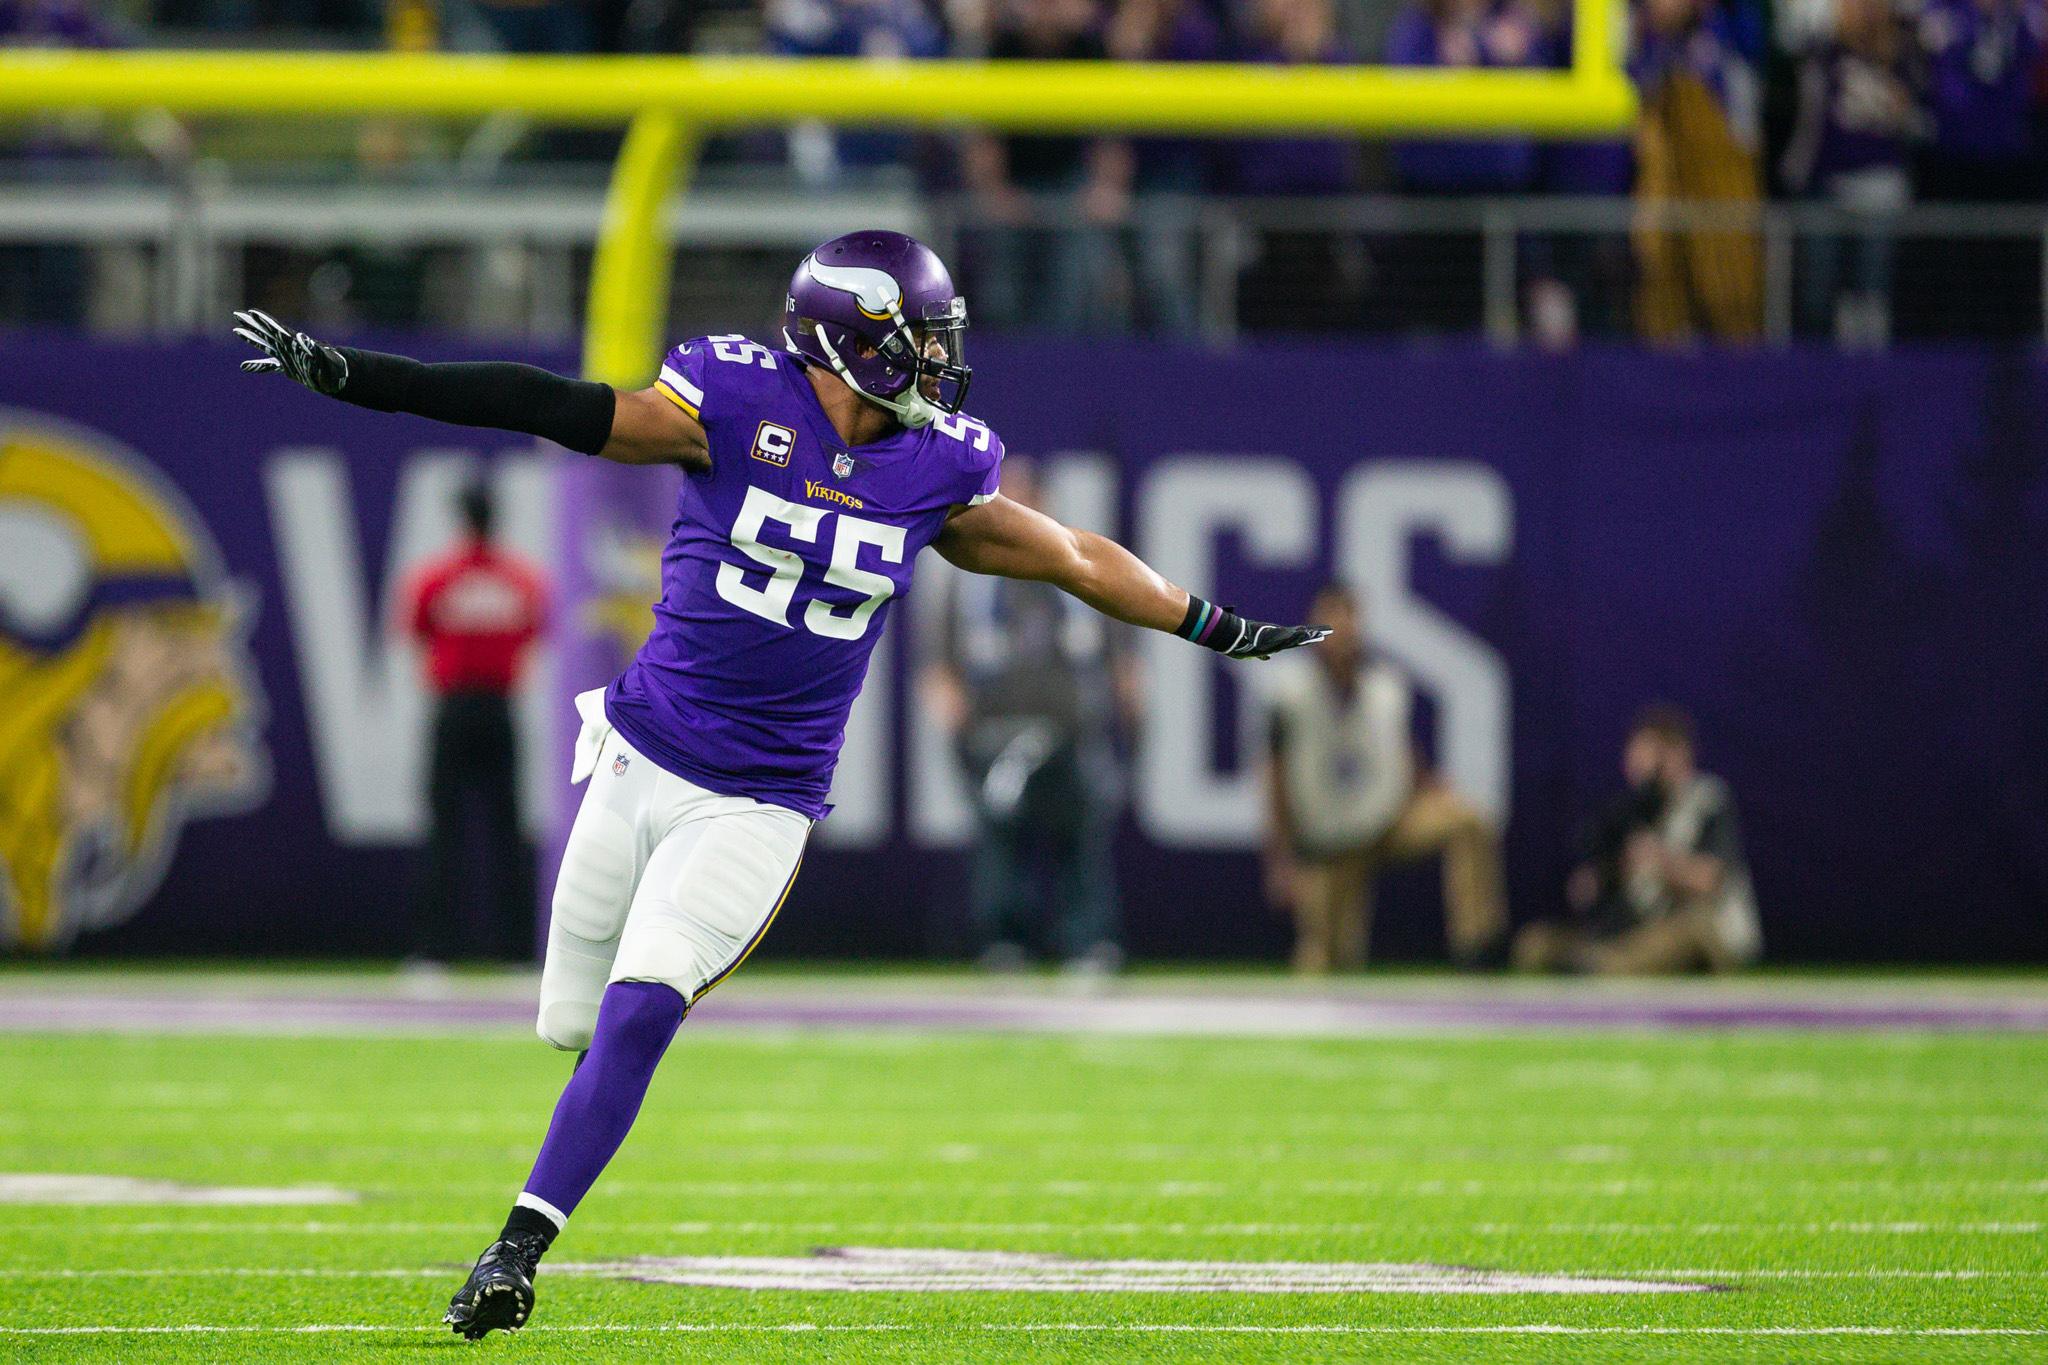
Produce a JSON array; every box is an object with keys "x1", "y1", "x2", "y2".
[{"x1": 1, "y1": 983, "x2": 2045, "y2": 1035}]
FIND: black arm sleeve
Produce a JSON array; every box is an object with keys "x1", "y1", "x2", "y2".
[{"x1": 333, "y1": 347, "x2": 617, "y2": 457}]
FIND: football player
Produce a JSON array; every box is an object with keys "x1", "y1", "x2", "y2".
[{"x1": 235, "y1": 230, "x2": 1329, "y2": 1338}]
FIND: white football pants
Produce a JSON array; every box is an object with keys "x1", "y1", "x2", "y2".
[{"x1": 536, "y1": 689, "x2": 811, "y2": 1051}]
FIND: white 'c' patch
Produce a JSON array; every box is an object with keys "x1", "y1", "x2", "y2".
[
  {"x1": 0, "y1": 1174, "x2": 356, "y2": 1206},
  {"x1": 556, "y1": 1247, "x2": 1723, "y2": 1295}
]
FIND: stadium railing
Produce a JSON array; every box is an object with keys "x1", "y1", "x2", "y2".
[
  {"x1": 0, "y1": 29, "x2": 1633, "y2": 383},
  {"x1": 7, "y1": 178, "x2": 2045, "y2": 348}
]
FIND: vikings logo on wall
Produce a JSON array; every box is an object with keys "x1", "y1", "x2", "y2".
[{"x1": 0, "y1": 410, "x2": 268, "y2": 952}]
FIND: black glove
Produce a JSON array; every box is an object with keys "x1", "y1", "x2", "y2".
[
  {"x1": 1177, "y1": 595, "x2": 1331, "y2": 660},
  {"x1": 233, "y1": 309, "x2": 350, "y2": 396},
  {"x1": 1223, "y1": 619, "x2": 1332, "y2": 660}
]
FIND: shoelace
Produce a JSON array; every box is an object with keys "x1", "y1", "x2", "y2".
[{"x1": 497, "y1": 1232, "x2": 549, "y2": 1274}]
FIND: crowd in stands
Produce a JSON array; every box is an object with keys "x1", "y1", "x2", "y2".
[
  {"x1": 7, "y1": 0, "x2": 2048, "y2": 341},
  {"x1": 795, "y1": 0, "x2": 2048, "y2": 343}
]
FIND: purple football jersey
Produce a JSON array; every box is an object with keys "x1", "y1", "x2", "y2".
[{"x1": 605, "y1": 335, "x2": 1003, "y2": 818}]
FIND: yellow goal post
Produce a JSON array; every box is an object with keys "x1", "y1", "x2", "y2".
[{"x1": 0, "y1": 18, "x2": 1632, "y2": 386}]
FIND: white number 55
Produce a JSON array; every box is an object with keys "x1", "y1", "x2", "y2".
[{"x1": 716, "y1": 485, "x2": 905, "y2": 640}]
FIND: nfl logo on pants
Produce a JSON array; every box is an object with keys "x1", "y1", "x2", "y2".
[{"x1": 612, "y1": 753, "x2": 629, "y2": 776}]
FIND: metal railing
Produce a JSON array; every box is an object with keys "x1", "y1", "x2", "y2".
[
  {"x1": 0, "y1": 173, "x2": 927, "y2": 338},
  {"x1": 3, "y1": 172, "x2": 2045, "y2": 348}
]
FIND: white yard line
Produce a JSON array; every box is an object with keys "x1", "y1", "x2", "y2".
[
  {"x1": 387, "y1": 1175, "x2": 2048, "y2": 1197},
  {"x1": 22, "y1": 1132, "x2": 2039, "y2": 1172},
  {"x1": 0, "y1": 1174, "x2": 355, "y2": 1206},
  {"x1": 998, "y1": 1326, "x2": 2048, "y2": 1336},
  {"x1": 26, "y1": 1109, "x2": 2048, "y2": 1137},
  {"x1": 0, "y1": 1324, "x2": 897, "y2": 1335},
  {"x1": 10, "y1": 1268, "x2": 449, "y2": 1279},
  {"x1": 0, "y1": 1324, "x2": 2042, "y2": 1338},
  {"x1": 1648, "y1": 1269, "x2": 2046, "y2": 1279}
]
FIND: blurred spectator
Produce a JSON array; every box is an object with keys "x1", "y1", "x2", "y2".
[
  {"x1": 1383, "y1": 0, "x2": 1541, "y2": 333},
  {"x1": 1330, "y1": 0, "x2": 1410, "y2": 65},
  {"x1": 0, "y1": 2, "x2": 104, "y2": 323},
  {"x1": 588, "y1": 0, "x2": 700, "y2": 53},
  {"x1": 1781, "y1": 0, "x2": 1922, "y2": 346},
  {"x1": 154, "y1": 0, "x2": 374, "y2": 31},
  {"x1": 402, "y1": 482, "x2": 549, "y2": 967},
  {"x1": 0, "y1": 0, "x2": 110, "y2": 47},
  {"x1": 445, "y1": 0, "x2": 618, "y2": 162},
  {"x1": 1526, "y1": 0, "x2": 1635, "y2": 344},
  {"x1": 1386, "y1": 0, "x2": 1540, "y2": 192},
  {"x1": 1514, "y1": 704, "x2": 1762, "y2": 974},
  {"x1": 1918, "y1": 0, "x2": 2040, "y2": 182},
  {"x1": 465, "y1": 0, "x2": 592, "y2": 52},
  {"x1": 925, "y1": 462, "x2": 1132, "y2": 977},
  {"x1": 771, "y1": 0, "x2": 945, "y2": 185},
  {"x1": 0, "y1": 0, "x2": 179, "y2": 330},
  {"x1": 1262, "y1": 583, "x2": 1508, "y2": 972},
  {"x1": 1107, "y1": 0, "x2": 1223, "y2": 336},
  {"x1": 945, "y1": 0, "x2": 999, "y2": 50},
  {"x1": 964, "y1": 0, "x2": 1132, "y2": 332},
  {"x1": 1230, "y1": 0, "x2": 1366, "y2": 330},
  {"x1": 1901, "y1": 0, "x2": 2043, "y2": 336},
  {"x1": 1631, "y1": 0, "x2": 1765, "y2": 342}
]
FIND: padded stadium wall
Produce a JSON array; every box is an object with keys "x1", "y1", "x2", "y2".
[{"x1": 1, "y1": 337, "x2": 2041, "y2": 962}]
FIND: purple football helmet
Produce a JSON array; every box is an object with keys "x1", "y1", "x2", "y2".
[{"x1": 781, "y1": 231, "x2": 970, "y2": 428}]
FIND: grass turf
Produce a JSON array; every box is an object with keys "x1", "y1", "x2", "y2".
[{"x1": 1, "y1": 984, "x2": 2045, "y2": 1361}]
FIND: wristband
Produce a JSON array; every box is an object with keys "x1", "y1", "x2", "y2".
[{"x1": 1176, "y1": 595, "x2": 1244, "y2": 654}]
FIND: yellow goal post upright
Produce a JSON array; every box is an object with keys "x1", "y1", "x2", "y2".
[{"x1": 0, "y1": 6, "x2": 1630, "y2": 387}]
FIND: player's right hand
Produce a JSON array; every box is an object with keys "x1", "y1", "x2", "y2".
[{"x1": 232, "y1": 309, "x2": 350, "y2": 396}]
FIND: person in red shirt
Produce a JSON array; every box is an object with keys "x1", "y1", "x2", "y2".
[{"x1": 402, "y1": 482, "x2": 548, "y2": 965}]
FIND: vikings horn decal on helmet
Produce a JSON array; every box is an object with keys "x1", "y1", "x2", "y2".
[
  {"x1": 781, "y1": 231, "x2": 970, "y2": 428},
  {"x1": 806, "y1": 260, "x2": 904, "y2": 321}
]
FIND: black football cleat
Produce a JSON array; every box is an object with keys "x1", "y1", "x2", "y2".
[{"x1": 443, "y1": 1233, "x2": 546, "y2": 1340}]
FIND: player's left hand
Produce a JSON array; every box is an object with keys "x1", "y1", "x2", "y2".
[
  {"x1": 232, "y1": 309, "x2": 350, "y2": 396},
  {"x1": 1221, "y1": 617, "x2": 1332, "y2": 661}
]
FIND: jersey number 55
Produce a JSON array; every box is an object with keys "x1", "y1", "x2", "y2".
[{"x1": 716, "y1": 485, "x2": 905, "y2": 641}]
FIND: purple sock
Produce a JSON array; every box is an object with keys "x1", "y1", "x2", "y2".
[{"x1": 516, "y1": 980, "x2": 685, "y2": 1231}]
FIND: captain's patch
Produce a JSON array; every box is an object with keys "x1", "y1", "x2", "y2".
[{"x1": 751, "y1": 422, "x2": 796, "y2": 468}]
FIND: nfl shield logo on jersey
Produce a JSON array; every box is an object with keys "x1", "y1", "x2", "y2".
[
  {"x1": 832, "y1": 450, "x2": 855, "y2": 480},
  {"x1": 612, "y1": 752, "x2": 629, "y2": 776}
]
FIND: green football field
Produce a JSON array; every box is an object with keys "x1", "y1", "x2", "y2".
[{"x1": 2, "y1": 969, "x2": 2045, "y2": 1362}]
